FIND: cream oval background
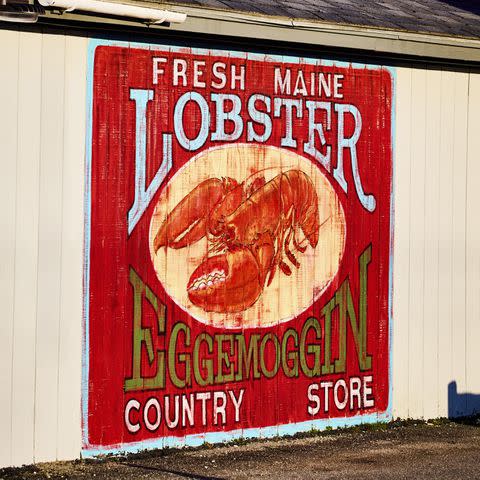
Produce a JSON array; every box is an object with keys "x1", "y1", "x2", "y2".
[{"x1": 149, "y1": 144, "x2": 346, "y2": 329}]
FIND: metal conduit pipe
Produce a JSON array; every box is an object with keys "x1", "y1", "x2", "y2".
[{"x1": 38, "y1": 0, "x2": 186, "y2": 24}]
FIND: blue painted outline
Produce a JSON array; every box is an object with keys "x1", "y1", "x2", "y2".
[
  {"x1": 82, "y1": 411, "x2": 391, "y2": 458},
  {"x1": 82, "y1": 38, "x2": 396, "y2": 456},
  {"x1": 386, "y1": 66, "x2": 396, "y2": 420},
  {"x1": 82, "y1": 39, "x2": 97, "y2": 449}
]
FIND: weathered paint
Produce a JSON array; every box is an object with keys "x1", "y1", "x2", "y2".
[
  {"x1": 83, "y1": 40, "x2": 394, "y2": 455},
  {"x1": 1, "y1": 28, "x2": 480, "y2": 469}
]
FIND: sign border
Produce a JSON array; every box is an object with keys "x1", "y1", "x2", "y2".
[{"x1": 82, "y1": 37, "x2": 396, "y2": 457}]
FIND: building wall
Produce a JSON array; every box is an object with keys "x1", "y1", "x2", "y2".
[
  {"x1": 392, "y1": 67, "x2": 480, "y2": 419},
  {"x1": 0, "y1": 30, "x2": 87, "y2": 467},
  {"x1": 0, "y1": 27, "x2": 479, "y2": 467}
]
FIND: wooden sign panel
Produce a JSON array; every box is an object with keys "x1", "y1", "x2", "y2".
[{"x1": 83, "y1": 40, "x2": 394, "y2": 454}]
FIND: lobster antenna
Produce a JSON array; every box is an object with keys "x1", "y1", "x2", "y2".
[
  {"x1": 243, "y1": 165, "x2": 297, "y2": 194},
  {"x1": 244, "y1": 165, "x2": 295, "y2": 182}
]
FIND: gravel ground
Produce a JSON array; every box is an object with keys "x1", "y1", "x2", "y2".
[{"x1": 2, "y1": 419, "x2": 480, "y2": 479}]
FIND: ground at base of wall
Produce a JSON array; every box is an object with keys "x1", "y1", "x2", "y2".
[{"x1": 2, "y1": 419, "x2": 480, "y2": 480}]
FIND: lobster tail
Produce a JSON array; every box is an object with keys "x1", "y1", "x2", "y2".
[
  {"x1": 300, "y1": 204, "x2": 320, "y2": 248},
  {"x1": 284, "y1": 170, "x2": 320, "y2": 249}
]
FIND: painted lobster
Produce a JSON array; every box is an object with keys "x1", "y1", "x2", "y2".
[{"x1": 153, "y1": 169, "x2": 320, "y2": 313}]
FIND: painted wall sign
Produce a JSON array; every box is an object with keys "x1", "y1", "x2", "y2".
[{"x1": 84, "y1": 40, "x2": 394, "y2": 454}]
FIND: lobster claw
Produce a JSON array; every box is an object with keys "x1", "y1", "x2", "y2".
[
  {"x1": 154, "y1": 178, "x2": 238, "y2": 252},
  {"x1": 187, "y1": 247, "x2": 263, "y2": 313}
]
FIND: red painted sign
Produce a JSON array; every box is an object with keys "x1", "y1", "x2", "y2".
[{"x1": 85, "y1": 41, "x2": 393, "y2": 451}]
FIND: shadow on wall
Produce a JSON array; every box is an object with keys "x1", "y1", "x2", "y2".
[
  {"x1": 438, "y1": 1, "x2": 480, "y2": 15},
  {"x1": 448, "y1": 381, "x2": 480, "y2": 419}
]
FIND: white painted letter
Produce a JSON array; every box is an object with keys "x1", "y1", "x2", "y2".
[
  {"x1": 334, "y1": 379, "x2": 348, "y2": 410},
  {"x1": 182, "y1": 393, "x2": 195, "y2": 427},
  {"x1": 231, "y1": 64, "x2": 245, "y2": 90},
  {"x1": 304, "y1": 101, "x2": 331, "y2": 170},
  {"x1": 213, "y1": 391, "x2": 227, "y2": 425},
  {"x1": 128, "y1": 89, "x2": 172, "y2": 235},
  {"x1": 174, "y1": 91, "x2": 210, "y2": 151},
  {"x1": 349, "y1": 377, "x2": 362, "y2": 410},
  {"x1": 293, "y1": 70, "x2": 308, "y2": 96},
  {"x1": 334, "y1": 103, "x2": 376, "y2": 212},
  {"x1": 152, "y1": 57, "x2": 167, "y2": 85},
  {"x1": 211, "y1": 93, "x2": 244, "y2": 142},
  {"x1": 173, "y1": 59, "x2": 187, "y2": 86},
  {"x1": 196, "y1": 392, "x2": 211, "y2": 426},
  {"x1": 318, "y1": 73, "x2": 331, "y2": 98},
  {"x1": 229, "y1": 389, "x2": 245, "y2": 422},
  {"x1": 144, "y1": 398, "x2": 161, "y2": 432},
  {"x1": 193, "y1": 60, "x2": 206, "y2": 88},
  {"x1": 334, "y1": 74, "x2": 344, "y2": 99},
  {"x1": 274, "y1": 67, "x2": 291, "y2": 94},
  {"x1": 321, "y1": 381, "x2": 333, "y2": 413},
  {"x1": 125, "y1": 399, "x2": 141, "y2": 433},
  {"x1": 165, "y1": 395, "x2": 180, "y2": 429},
  {"x1": 307, "y1": 384, "x2": 320, "y2": 415},
  {"x1": 247, "y1": 94, "x2": 272, "y2": 143},
  {"x1": 212, "y1": 62, "x2": 227, "y2": 89},
  {"x1": 274, "y1": 98, "x2": 303, "y2": 148},
  {"x1": 363, "y1": 375, "x2": 375, "y2": 408}
]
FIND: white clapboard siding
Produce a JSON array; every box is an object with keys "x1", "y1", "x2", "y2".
[
  {"x1": 465, "y1": 72, "x2": 480, "y2": 414},
  {"x1": 450, "y1": 72, "x2": 469, "y2": 417},
  {"x1": 0, "y1": 29, "x2": 19, "y2": 469},
  {"x1": 34, "y1": 32, "x2": 67, "y2": 463},
  {"x1": 408, "y1": 66, "x2": 427, "y2": 419},
  {"x1": 56, "y1": 35, "x2": 87, "y2": 462},
  {"x1": 436, "y1": 69, "x2": 456, "y2": 419},
  {"x1": 392, "y1": 67, "x2": 412, "y2": 419},
  {"x1": 11, "y1": 32, "x2": 42, "y2": 468},
  {"x1": 393, "y1": 68, "x2": 479, "y2": 419},
  {"x1": 422, "y1": 66, "x2": 441, "y2": 421},
  {"x1": 0, "y1": 30, "x2": 87, "y2": 468}
]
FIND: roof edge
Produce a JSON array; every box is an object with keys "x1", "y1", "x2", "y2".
[
  {"x1": 39, "y1": 1, "x2": 480, "y2": 63},
  {"x1": 170, "y1": 3, "x2": 480, "y2": 62},
  {"x1": 167, "y1": 2, "x2": 480, "y2": 42}
]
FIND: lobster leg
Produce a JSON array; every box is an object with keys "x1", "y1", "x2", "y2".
[
  {"x1": 154, "y1": 178, "x2": 237, "y2": 252},
  {"x1": 284, "y1": 226, "x2": 300, "y2": 268},
  {"x1": 299, "y1": 204, "x2": 320, "y2": 249},
  {"x1": 279, "y1": 261, "x2": 292, "y2": 276},
  {"x1": 253, "y1": 232, "x2": 276, "y2": 287},
  {"x1": 266, "y1": 221, "x2": 291, "y2": 285},
  {"x1": 266, "y1": 264, "x2": 277, "y2": 287},
  {"x1": 293, "y1": 234, "x2": 307, "y2": 253},
  {"x1": 278, "y1": 228, "x2": 293, "y2": 276}
]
